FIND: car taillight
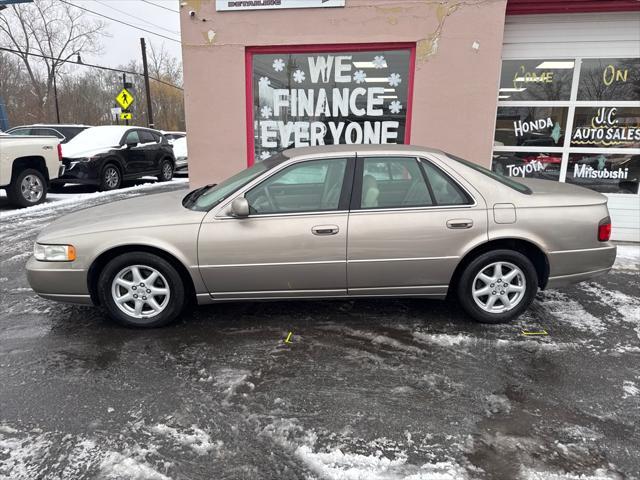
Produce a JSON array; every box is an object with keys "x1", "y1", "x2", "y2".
[
  {"x1": 57, "y1": 143, "x2": 63, "y2": 162},
  {"x1": 598, "y1": 218, "x2": 611, "y2": 242}
]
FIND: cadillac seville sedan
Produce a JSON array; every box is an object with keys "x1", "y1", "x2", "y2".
[{"x1": 27, "y1": 145, "x2": 616, "y2": 328}]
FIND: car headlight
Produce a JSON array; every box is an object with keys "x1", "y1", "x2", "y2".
[{"x1": 34, "y1": 243, "x2": 76, "y2": 262}]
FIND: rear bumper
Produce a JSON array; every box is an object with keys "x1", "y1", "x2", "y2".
[
  {"x1": 26, "y1": 256, "x2": 93, "y2": 305},
  {"x1": 546, "y1": 245, "x2": 616, "y2": 288}
]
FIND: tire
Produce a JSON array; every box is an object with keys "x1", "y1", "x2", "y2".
[
  {"x1": 457, "y1": 249, "x2": 538, "y2": 324},
  {"x1": 6, "y1": 168, "x2": 47, "y2": 208},
  {"x1": 158, "y1": 159, "x2": 174, "y2": 182},
  {"x1": 97, "y1": 252, "x2": 186, "y2": 328},
  {"x1": 100, "y1": 163, "x2": 121, "y2": 191}
]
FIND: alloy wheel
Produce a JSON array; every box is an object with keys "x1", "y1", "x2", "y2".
[
  {"x1": 471, "y1": 261, "x2": 526, "y2": 313},
  {"x1": 104, "y1": 167, "x2": 119, "y2": 189},
  {"x1": 162, "y1": 162, "x2": 173, "y2": 180},
  {"x1": 20, "y1": 174, "x2": 44, "y2": 203},
  {"x1": 111, "y1": 265, "x2": 170, "y2": 318}
]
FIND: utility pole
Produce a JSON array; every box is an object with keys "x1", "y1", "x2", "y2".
[
  {"x1": 140, "y1": 38, "x2": 154, "y2": 129},
  {"x1": 122, "y1": 73, "x2": 129, "y2": 126}
]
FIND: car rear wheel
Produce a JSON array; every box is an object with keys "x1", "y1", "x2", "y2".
[
  {"x1": 7, "y1": 168, "x2": 47, "y2": 208},
  {"x1": 100, "y1": 164, "x2": 121, "y2": 191},
  {"x1": 97, "y1": 252, "x2": 185, "y2": 327},
  {"x1": 158, "y1": 160, "x2": 174, "y2": 182},
  {"x1": 457, "y1": 249, "x2": 538, "y2": 324}
]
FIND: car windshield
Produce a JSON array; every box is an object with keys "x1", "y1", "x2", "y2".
[
  {"x1": 183, "y1": 154, "x2": 286, "y2": 211},
  {"x1": 446, "y1": 152, "x2": 532, "y2": 194},
  {"x1": 65, "y1": 126, "x2": 125, "y2": 149}
]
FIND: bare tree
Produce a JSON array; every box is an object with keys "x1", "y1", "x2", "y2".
[{"x1": 0, "y1": 0, "x2": 107, "y2": 122}]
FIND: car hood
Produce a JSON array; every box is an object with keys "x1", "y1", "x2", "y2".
[
  {"x1": 61, "y1": 143, "x2": 120, "y2": 159},
  {"x1": 516, "y1": 178, "x2": 608, "y2": 206},
  {"x1": 38, "y1": 190, "x2": 207, "y2": 242}
]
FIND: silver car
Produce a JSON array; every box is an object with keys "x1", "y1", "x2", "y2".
[{"x1": 27, "y1": 145, "x2": 616, "y2": 328}]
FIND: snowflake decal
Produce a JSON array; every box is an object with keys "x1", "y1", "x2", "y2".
[
  {"x1": 260, "y1": 151, "x2": 271, "y2": 160},
  {"x1": 272, "y1": 58, "x2": 285, "y2": 72},
  {"x1": 373, "y1": 55, "x2": 387, "y2": 69},
  {"x1": 260, "y1": 105, "x2": 273, "y2": 119},
  {"x1": 292, "y1": 69, "x2": 306, "y2": 84},
  {"x1": 388, "y1": 73, "x2": 402, "y2": 87},
  {"x1": 353, "y1": 70, "x2": 367, "y2": 84},
  {"x1": 389, "y1": 100, "x2": 403, "y2": 114},
  {"x1": 259, "y1": 76, "x2": 271, "y2": 88}
]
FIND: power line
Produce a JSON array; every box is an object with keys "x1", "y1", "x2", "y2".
[
  {"x1": 92, "y1": 0, "x2": 180, "y2": 35},
  {"x1": 0, "y1": 46, "x2": 184, "y2": 91},
  {"x1": 58, "y1": 0, "x2": 181, "y2": 44},
  {"x1": 140, "y1": 0, "x2": 180, "y2": 14}
]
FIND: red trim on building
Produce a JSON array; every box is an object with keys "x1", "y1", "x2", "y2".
[
  {"x1": 244, "y1": 42, "x2": 416, "y2": 166},
  {"x1": 506, "y1": 0, "x2": 640, "y2": 15}
]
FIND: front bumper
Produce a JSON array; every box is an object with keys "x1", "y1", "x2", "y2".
[
  {"x1": 52, "y1": 160, "x2": 101, "y2": 185},
  {"x1": 26, "y1": 256, "x2": 93, "y2": 305}
]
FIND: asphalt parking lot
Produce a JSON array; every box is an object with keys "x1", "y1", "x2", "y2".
[{"x1": 0, "y1": 182, "x2": 638, "y2": 480}]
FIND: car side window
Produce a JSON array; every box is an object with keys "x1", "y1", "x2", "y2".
[
  {"x1": 124, "y1": 130, "x2": 140, "y2": 145},
  {"x1": 420, "y1": 160, "x2": 471, "y2": 206},
  {"x1": 9, "y1": 128, "x2": 31, "y2": 135},
  {"x1": 359, "y1": 157, "x2": 433, "y2": 209},
  {"x1": 245, "y1": 158, "x2": 347, "y2": 215},
  {"x1": 32, "y1": 128, "x2": 63, "y2": 139},
  {"x1": 138, "y1": 130, "x2": 156, "y2": 145}
]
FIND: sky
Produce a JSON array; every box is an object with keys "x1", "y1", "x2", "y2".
[{"x1": 76, "y1": 0, "x2": 183, "y2": 69}]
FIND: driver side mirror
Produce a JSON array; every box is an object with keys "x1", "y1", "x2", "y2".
[{"x1": 230, "y1": 197, "x2": 250, "y2": 217}]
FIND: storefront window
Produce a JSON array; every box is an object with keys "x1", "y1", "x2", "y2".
[
  {"x1": 492, "y1": 151, "x2": 562, "y2": 181},
  {"x1": 577, "y1": 58, "x2": 640, "y2": 101},
  {"x1": 494, "y1": 107, "x2": 567, "y2": 147},
  {"x1": 571, "y1": 107, "x2": 640, "y2": 149},
  {"x1": 248, "y1": 46, "x2": 413, "y2": 163},
  {"x1": 493, "y1": 56, "x2": 640, "y2": 196},
  {"x1": 498, "y1": 59, "x2": 575, "y2": 101},
  {"x1": 565, "y1": 153, "x2": 639, "y2": 194}
]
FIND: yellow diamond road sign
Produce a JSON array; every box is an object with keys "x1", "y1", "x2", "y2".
[
  {"x1": 116, "y1": 88, "x2": 134, "y2": 110},
  {"x1": 120, "y1": 112, "x2": 132, "y2": 120}
]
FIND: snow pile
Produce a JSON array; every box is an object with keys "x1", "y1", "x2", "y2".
[
  {"x1": 151, "y1": 424, "x2": 218, "y2": 455},
  {"x1": 613, "y1": 244, "x2": 639, "y2": 271},
  {"x1": 535, "y1": 290, "x2": 606, "y2": 332},
  {"x1": 579, "y1": 283, "x2": 640, "y2": 341},
  {"x1": 297, "y1": 446, "x2": 468, "y2": 480},
  {"x1": 622, "y1": 380, "x2": 639, "y2": 399},
  {"x1": 412, "y1": 332, "x2": 475, "y2": 348},
  {"x1": 520, "y1": 466, "x2": 622, "y2": 480},
  {"x1": 0, "y1": 429, "x2": 51, "y2": 480},
  {"x1": 98, "y1": 449, "x2": 170, "y2": 480}
]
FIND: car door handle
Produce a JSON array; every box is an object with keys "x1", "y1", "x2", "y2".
[
  {"x1": 446, "y1": 219, "x2": 473, "y2": 229},
  {"x1": 312, "y1": 225, "x2": 339, "y2": 236}
]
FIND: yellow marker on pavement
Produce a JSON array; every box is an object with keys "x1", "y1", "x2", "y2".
[
  {"x1": 522, "y1": 329, "x2": 548, "y2": 336},
  {"x1": 284, "y1": 331, "x2": 293, "y2": 344}
]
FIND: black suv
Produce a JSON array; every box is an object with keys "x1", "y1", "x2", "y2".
[{"x1": 53, "y1": 126, "x2": 176, "y2": 191}]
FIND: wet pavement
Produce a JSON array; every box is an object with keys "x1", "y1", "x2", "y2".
[{"x1": 0, "y1": 182, "x2": 639, "y2": 480}]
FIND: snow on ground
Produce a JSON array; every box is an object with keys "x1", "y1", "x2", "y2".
[
  {"x1": 613, "y1": 244, "x2": 639, "y2": 271},
  {"x1": 150, "y1": 424, "x2": 219, "y2": 455},
  {"x1": 0, "y1": 178, "x2": 188, "y2": 219}
]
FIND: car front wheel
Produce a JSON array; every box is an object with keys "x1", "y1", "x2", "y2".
[
  {"x1": 457, "y1": 249, "x2": 538, "y2": 324},
  {"x1": 97, "y1": 252, "x2": 185, "y2": 327},
  {"x1": 100, "y1": 164, "x2": 121, "y2": 191}
]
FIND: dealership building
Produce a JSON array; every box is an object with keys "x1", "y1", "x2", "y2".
[{"x1": 180, "y1": 0, "x2": 640, "y2": 241}]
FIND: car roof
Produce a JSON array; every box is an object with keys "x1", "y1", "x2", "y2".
[
  {"x1": 10, "y1": 124, "x2": 92, "y2": 128},
  {"x1": 282, "y1": 144, "x2": 444, "y2": 158},
  {"x1": 84, "y1": 125, "x2": 161, "y2": 134}
]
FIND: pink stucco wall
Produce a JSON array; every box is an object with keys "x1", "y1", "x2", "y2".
[{"x1": 180, "y1": 0, "x2": 507, "y2": 187}]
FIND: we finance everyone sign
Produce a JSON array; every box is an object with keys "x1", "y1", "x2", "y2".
[{"x1": 247, "y1": 46, "x2": 414, "y2": 163}]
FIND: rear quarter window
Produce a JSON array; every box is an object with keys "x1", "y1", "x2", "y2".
[{"x1": 446, "y1": 152, "x2": 532, "y2": 194}]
